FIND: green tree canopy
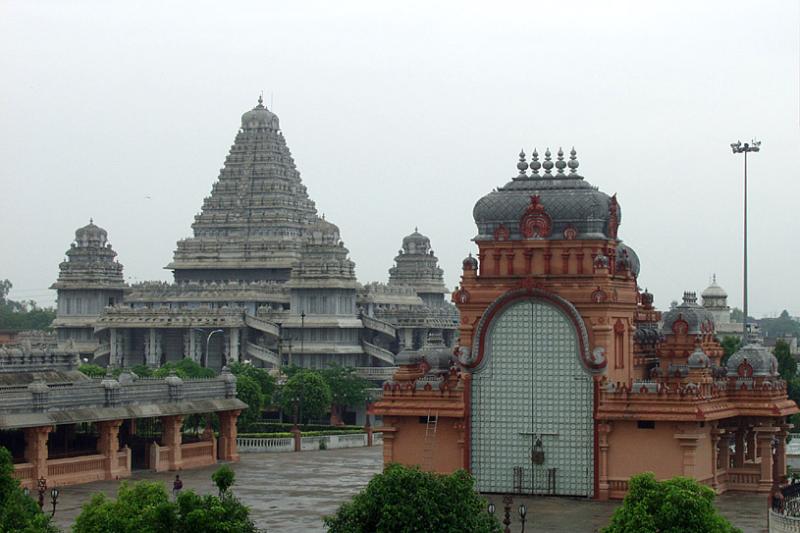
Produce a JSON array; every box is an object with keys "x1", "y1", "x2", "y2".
[
  {"x1": 0, "y1": 279, "x2": 55, "y2": 331},
  {"x1": 235, "y1": 375, "x2": 264, "y2": 430},
  {"x1": 602, "y1": 473, "x2": 739, "y2": 533},
  {"x1": 760, "y1": 311, "x2": 800, "y2": 339},
  {"x1": 0, "y1": 446, "x2": 58, "y2": 533},
  {"x1": 319, "y1": 365, "x2": 370, "y2": 422},
  {"x1": 719, "y1": 336, "x2": 742, "y2": 365},
  {"x1": 78, "y1": 364, "x2": 107, "y2": 378},
  {"x1": 72, "y1": 469, "x2": 261, "y2": 533},
  {"x1": 280, "y1": 369, "x2": 332, "y2": 424},
  {"x1": 228, "y1": 362, "x2": 276, "y2": 403},
  {"x1": 775, "y1": 340, "x2": 797, "y2": 381},
  {"x1": 324, "y1": 463, "x2": 501, "y2": 533},
  {"x1": 152, "y1": 358, "x2": 215, "y2": 379}
]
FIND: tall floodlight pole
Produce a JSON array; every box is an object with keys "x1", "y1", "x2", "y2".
[{"x1": 730, "y1": 139, "x2": 761, "y2": 340}]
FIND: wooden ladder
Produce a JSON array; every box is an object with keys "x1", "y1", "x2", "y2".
[{"x1": 422, "y1": 409, "x2": 439, "y2": 471}]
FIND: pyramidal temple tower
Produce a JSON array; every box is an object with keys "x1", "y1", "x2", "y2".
[{"x1": 168, "y1": 96, "x2": 318, "y2": 283}]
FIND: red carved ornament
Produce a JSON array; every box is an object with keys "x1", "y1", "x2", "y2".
[{"x1": 519, "y1": 195, "x2": 552, "y2": 239}]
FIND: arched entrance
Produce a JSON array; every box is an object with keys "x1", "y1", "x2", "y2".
[{"x1": 470, "y1": 298, "x2": 594, "y2": 497}]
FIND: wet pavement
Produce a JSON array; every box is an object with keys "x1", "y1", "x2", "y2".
[{"x1": 51, "y1": 446, "x2": 769, "y2": 532}]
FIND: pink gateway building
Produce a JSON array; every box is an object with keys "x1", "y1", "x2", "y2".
[{"x1": 372, "y1": 148, "x2": 797, "y2": 499}]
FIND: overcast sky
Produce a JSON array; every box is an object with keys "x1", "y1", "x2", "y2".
[{"x1": 1, "y1": 1, "x2": 798, "y2": 317}]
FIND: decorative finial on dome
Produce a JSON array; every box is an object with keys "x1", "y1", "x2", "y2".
[
  {"x1": 555, "y1": 147, "x2": 566, "y2": 175},
  {"x1": 712, "y1": 273, "x2": 717, "y2": 284},
  {"x1": 516, "y1": 149, "x2": 529, "y2": 177},
  {"x1": 543, "y1": 148, "x2": 554, "y2": 175},
  {"x1": 530, "y1": 149, "x2": 541, "y2": 176},
  {"x1": 258, "y1": 93, "x2": 264, "y2": 106},
  {"x1": 568, "y1": 147, "x2": 580, "y2": 176},
  {"x1": 89, "y1": 217, "x2": 93, "y2": 224},
  {"x1": 415, "y1": 226, "x2": 418, "y2": 233}
]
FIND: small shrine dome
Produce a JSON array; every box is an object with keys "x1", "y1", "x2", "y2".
[
  {"x1": 616, "y1": 243, "x2": 640, "y2": 277},
  {"x1": 462, "y1": 254, "x2": 479, "y2": 271},
  {"x1": 472, "y1": 148, "x2": 621, "y2": 242},
  {"x1": 687, "y1": 347, "x2": 710, "y2": 369},
  {"x1": 661, "y1": 291, "x2": 715, "y2": 335},
  {"x1": 401, "y1": 228, "x2": 432, "y2": 255},
  {"x1": 726, "y1": 342, "x2": 778, "y2": 377},
  {"x1": 306, "y1": 215, "x2": 341, "y2": 244},
  {"x1": 74, "y1": 219, "x2": 108, "y2": 247},
  {"x1": 702, "y1": 279, "x2": 728, "y2": 299},
  {"x1": 241, "y1": 96, "x2": 279, "y2": 130}
]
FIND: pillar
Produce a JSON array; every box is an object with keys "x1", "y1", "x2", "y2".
[
  {"x1": 97, "y1": 419, "x2": 123, "y2": 479},
  {"x1": 229, "y1": 328, "x2": 240, "y2": 364},
  {"x1": 747, "y1": 428, "x2": 756, "y2": 461},
  {"x1": 23, "y1": 425, "x2": 52, "y2": 482},
  {"x1": 718, "y1": 433, "x2": 732, "y2": 472},
  {"x1": 110, "y1": 328, "x2": 119, "y2": 367},
  {"x1": 674, "y1": 431, "x2": 704, "y2": 478},
  {"x1": 776, "y1": 425, "x2": 790, "y2": 484},
  {"x1": 146, "y1": 329, "x2": 160, "y2": 368},
  {"x1": 734, "y1": 428, "x2": 746, "y2": 467},
  {"x1": 218, "y1": 410, "x2": 240, "y2": 462},
  {"x1": 757, "y1": 427, "x2": 777, "y2": 491},
  {"x1": 597, "y1": 422, "x2": 613, "y2": 500},
  {"x1": 710, "y1": 427, "x2": 722, "y2": 489},
  {"x1": 161, "y1": 415, "x2": 184, "y2": 471}
]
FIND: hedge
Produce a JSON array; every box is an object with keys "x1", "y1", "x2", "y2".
[{"x1": 238, "y1": 429, "x2": 367, "y2": 438}]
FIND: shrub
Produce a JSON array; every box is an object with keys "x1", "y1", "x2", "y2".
[
  {"x1": 324, "y1": 464, "x2": 501, "y2": 533},
  {"x1": 602, "y1": 472, "x2": 740, "y2": 533}
]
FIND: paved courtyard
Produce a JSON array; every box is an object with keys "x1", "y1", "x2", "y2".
[{"x1": 52, "y1": 446, "x2": 769, "y2": 532}]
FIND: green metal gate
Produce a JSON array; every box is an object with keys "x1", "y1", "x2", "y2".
[{"x1": 471, "y1": 299, "x2": 593, "y2": 497}]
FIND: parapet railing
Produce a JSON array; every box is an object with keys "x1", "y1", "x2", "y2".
[
  {"x1": 354, "y1": 366, "x2": 398, "y2": 381},
  {"x1": 360, "y1": 315, "x2": 397, "y2": 338},
  {"x1": 0, "y1": 374, "x2": 237, "y2": 415}
]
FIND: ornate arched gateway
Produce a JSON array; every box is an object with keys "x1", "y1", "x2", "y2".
[{"x1": 470, "y1": 293, "x2": 594, "y2": 497}]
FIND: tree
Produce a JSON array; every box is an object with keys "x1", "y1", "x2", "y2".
[
  {"x1": 152, "y1": 358, "x2": 215, "y2": 379},
  {"x1": 774, "y1": 340, "x2": 797, "y2": 381},
  {"x1": 324, "y1": 464, "x2": 501, "y2": 533},
  {"x1": 72, "y1": 473, "x2": 262, "y2": 533},
  {"x1": 760, "y1": 311, "x2": 800, "y2": 339},
  {"x1": 730, "y1": 307, "x2": 744, "y2": 323},
  {"x1": 719, "y1": 336, "x2": 742, "y2": 366},
  {"x1": 228, "y1": 362, "x2": 276, "y2": 403},
  {"x1": 79, "y1": 363, "x2": 107, "y2": 378},
  {"x1": 235, "y1": 375, "x2": 264, "y2": 431},
  {"x1": 211, "y1": 465, "x2": 235, "y2": 496},
  {"x1": 280, "y1": 369, "x2": 332, "y2": 424},
  {"x1": 0, "y1": 447, "x2": 58, "y2": 533},
  {"x1": 319, "y1": 365, "x2": 370, "y2": 425},
  {"x1": 602, "y1": 473, "x2": 739, "y2": 533}
]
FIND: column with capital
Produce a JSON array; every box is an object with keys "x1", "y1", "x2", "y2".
[
  {"x1": 597, "y1": 422, "x2": 613, "y2": 500},
  {"x1": 97, "y1": 419, "x2": 123, "y2": 479},
  {"x1": 23, "y1": 425, "x2": 52, "y2": 484},
  {"x1": 161, "y1": 415, "x2": 184, "y2": 471},
  {"x1": 218, "y1": 410, "x2": 241, "y2": 462},
  {"x1": 674, "y1": 431, "x2": 705, "y2": 478},
  {"x1": 756, "y1": 426, "x2": 778, "y2": 491}
]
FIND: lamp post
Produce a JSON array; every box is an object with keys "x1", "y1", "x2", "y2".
[
  {"x1": 730, "y1": 139, "x2": 761, "y2": 340},
  {"x1": 50, "y1": 487, "x2": 60, "y2": 517},
  {"x1": 198, "y1": 329, "x2": 224, "y2": 368},
  {"x1": 502, "y1": 495, "x2": 513, "y2": 533},
  {"x1": 518, "y1": 503, "x2": 527, "y2": 532},
  {"x1": 300, "y1": 311, "x2": 306, "y2": 356},
  {"x1": 36, "y1": 476, "x2": 47, "y2": 511}
]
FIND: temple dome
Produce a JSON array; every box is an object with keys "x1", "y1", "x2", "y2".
[
  {"x1": 401, "y1": 229, "x2": 432, "y2": 255},
  {"x1": 687, "y1": 346, "x2": 710, "y2": 369},
  {"x1": 472, "y1": 148, "x2": 620, "y2": 241},
  {"x1": 75, "y1": 219, "x2": 108, "y2": 247},
  {"x1": 661, "y1": 291, "x2": 715, "y2": 335},
  {"x1": 702, "y1": 276, "x2": 728, "y2": 300},
  {"x1": 616, "y1": 243, "x2": 640, "y2": 278},
  {"x1": 726, "y1": 341, "x2": 778, "y2": 377},
  {"x1": 241, "y1": 96, "x2": 279, "y2": 130}
]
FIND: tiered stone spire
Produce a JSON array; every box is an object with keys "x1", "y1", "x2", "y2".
[
  {"x1": 388, "y1": 229, "x2": 448, "y2": 298},
  {"x1": 168, "y1": 97, "x2": 318, "y2": 280},
  {"x1": 51, "y1": 220, "x2": 125, "y2": 290}
]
